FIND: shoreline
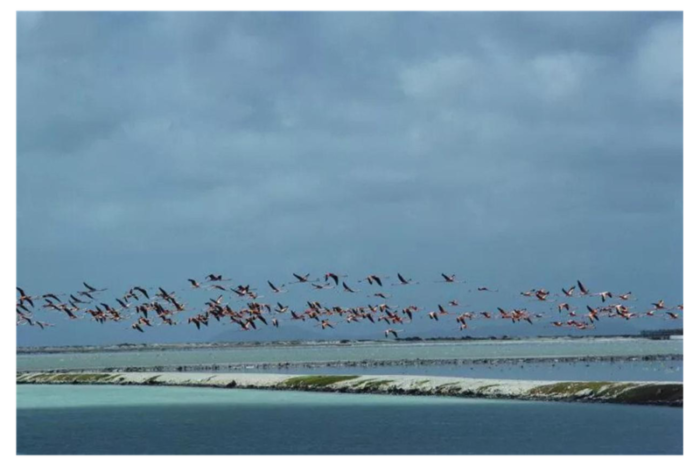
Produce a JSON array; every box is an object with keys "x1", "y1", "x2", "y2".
[
  {"x1": 16, "y1": 334, "x2": 682, "y2": 355},
  {"x1": 16, "y1": 372, "x2": 683, "y2": 407},
  {"x1": 18, "y1": 353, "x2": 683, "y2": 374}
]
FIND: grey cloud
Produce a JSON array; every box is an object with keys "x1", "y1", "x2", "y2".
[{"x1": 17, "y1": 12, "x2": 682, "y2": 346}]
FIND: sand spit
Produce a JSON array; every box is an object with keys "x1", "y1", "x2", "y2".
[{"x1": 17, "y1": 372, "x2": 682, "y2": 407}]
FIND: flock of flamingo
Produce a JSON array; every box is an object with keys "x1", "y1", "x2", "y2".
[{"x1": 16, "y1": 273, "x2": 683, "y2": 338}]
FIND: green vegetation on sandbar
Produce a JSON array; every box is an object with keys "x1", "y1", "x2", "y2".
[
  {"x1": 527, "y1": 381, "x2": 682, "y2": 405},
  {"x1": 45, "y1": 373, "x2": 116, "y2": 383},
  {"x1": 616, "y1": 384, "x2": 683, "y2": 404},
  {"x1": 434, "y1": 382, "x2": 462, "y2": 394},
  {"x1": 597, "y1": 383, "x2": 634, "y2": 397},
  {"x1": 353, "y1": 379, "x2": 393, "y2": 390},
  {"x1": 477, "y1": 384, "x2": 499, "y2": 392},
  {"x1": 144, "y1": 376, "x2": 162, "y2": 385},
  {"x1": 528, "y1": 381, "x2": 613, "y2": 396},
  {"x1": 282, "y1": 375, "x2": 359, "y2": 388}
]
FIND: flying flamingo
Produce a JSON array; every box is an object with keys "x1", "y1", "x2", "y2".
[
  {"x1": 290, "y1": 273, "x2": 314, "y2": 284},
  {"x1": 342, "y1": 282, "x2": 356, "y2": 293},
  {"x1": 267, "y1": 281, "x2": 287, "y2": 293},
  {"x1": 83, "y1": 282, "x2": 107, "y2": 292},
  {"x1": 324, "y1": 273, "x2": 346, "y2": 285},
  {"x1": 360, "y1": 275, "x2": 384, "y2": 286},
  {"x1": 577, "y1": 280, "x2": 589, "y2": 296},
  {"x1": 652, "y1": 300, "x2": 666, "y2": 310},
  {"x1": 187, "y1": 279, "x2": 201, "y2": 289},
  {"x1": 316, "y1": 319, "x2": 335, "y2": 330},
  {"x1": 395, "y1": 273, "x2": 417, "y2": 285},
  {"x1": 439, "y1": 273, "x2": 459, "y2": 283},
  {"x1": 594, "y1": 291, "x2": 613, "y2": 302}
]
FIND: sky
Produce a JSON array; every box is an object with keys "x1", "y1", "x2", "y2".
[{"x1": 16, "y1": 12, "x2": 683, "y2": 347}]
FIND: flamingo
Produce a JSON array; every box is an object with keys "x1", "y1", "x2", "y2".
[
  {"x1": 291, "y1": 273, "x2": 312, "y2": 284},
  {"x1": 316, "y1": 319, "x2": 334, "y2": 330},
  {"x1": 133, "y1": 286, "x2": 149, "y2": 299},
  {"x1": 342, "y1": 282, "x2": 356, "y2": 293},
  {"x1": 206, "y1": 274, "x2": 227, "y2": 282},
  {"x1": 324, "y1": 273, "x2": 346, "y2": 285},
  {"x1": 83, "y1": 282, "x2": 106, "y2": 292},
  {"x1": 652, "y1": 300, "x2": 666, "y2": 310},
  {"x1": 395, "y1": 273, "x2": 416, "y2": 285},
  {"x1": 312, "y1": 283, "x2": 334, "y2": 290},
  {"x1": 440, "y1": 273, "x2": 457, "y2": 283},
  {"x1": 586, "y1": 305, "x2": 600, "y2": 322},
  {"x1": 42, "y1": 293, "x2": 62, "y2": 303},
  {"x1": 577, "y1": 280, "x2": 589, "y2": 296},
  {"x1": 361, "y1": 275, "x2": 384, "y2": 286},
  {"x1": 266, "y1": 281, "x2": 286, "y2": 293}
]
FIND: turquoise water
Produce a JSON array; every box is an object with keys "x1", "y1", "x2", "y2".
[
  {"x1": 16, "y1": 338, "x2": 683, "y2": 371},
  {"x1": 17, "y1": 385, "x2": 682, "y2": 454}
]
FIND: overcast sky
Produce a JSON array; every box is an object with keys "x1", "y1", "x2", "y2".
[{"x1": 17, "y1": 12, "x2": 683, "y2": 346}]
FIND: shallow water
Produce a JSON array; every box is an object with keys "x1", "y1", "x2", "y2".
[
  {"x1": 17, "y1": 385, "x2": 682, "y2": 454},
  {"x1": 16, "y1": 338, "x2": 683, "y2": 371}
]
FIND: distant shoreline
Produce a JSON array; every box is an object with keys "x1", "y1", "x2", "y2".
[
  {"x1": 16, "y1": 372, "x2": 683, "y2": 407},
  {"x1": 16, "y1": 331, "x2": 682, "y2": 355},
  {"x1": 19, "y1": 353, "x2": 682, "y2": 375}
]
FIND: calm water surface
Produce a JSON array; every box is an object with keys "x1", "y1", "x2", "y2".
[
  {"x1": 17, "y1": 338, "x2": 683, "y2": 371},
  {"x1": 17, "y1": 385, "x2": 682, "y2": 455}
]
